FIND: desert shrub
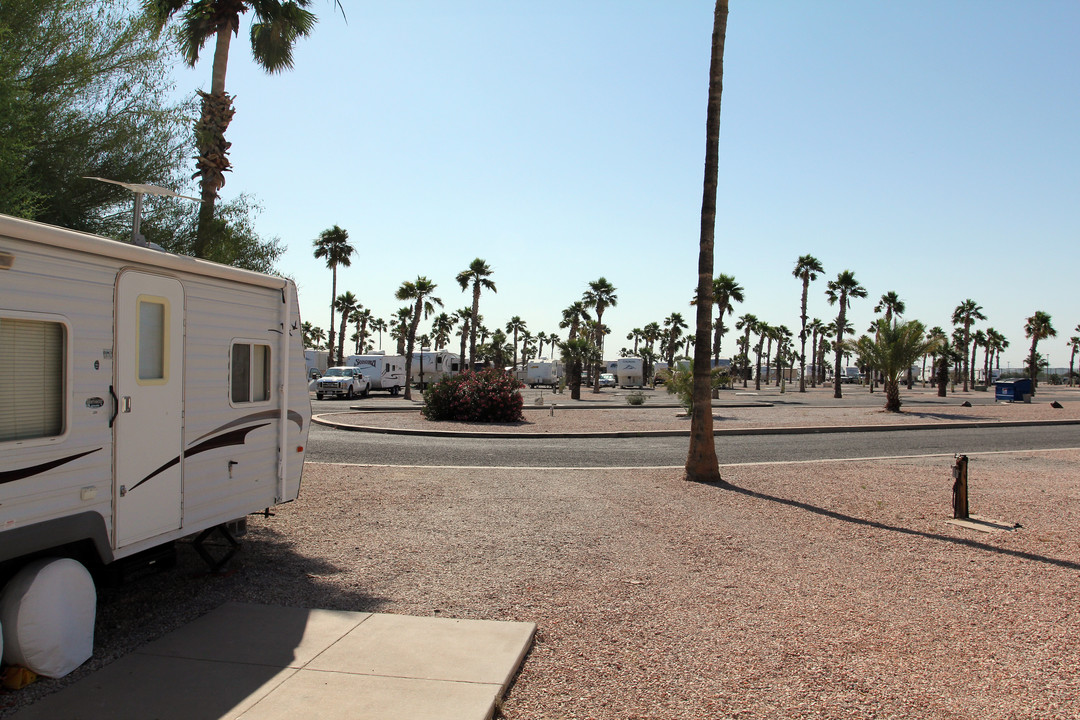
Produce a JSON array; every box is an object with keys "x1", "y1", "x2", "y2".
[
  {"x1": 625, "y1": 391, "x2": 647, "y2": 406},
  {"x1": 666, "y1": 366, "x2": 730, "y2": 412},
  {"x1": 422, "y1": 368, "x2": 524, "y2": 422}
]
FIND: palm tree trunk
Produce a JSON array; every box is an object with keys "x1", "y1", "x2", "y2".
[
  {"x1": 469, "y1": 287, "x2": 480, "y2": 370},
  {"x1": 799, "y1": 281, "x2": 809, "y2": 392},
  {"x1": 328, "y1": 268, "x2": 337, "y2": 366},
  {"x1": 194, "y1": 28, "x2": 235, "y2": 258},
  {"x1": 885, "y1": 380, "x2": 901, "y2": 412},
  {"x1": 685, "y1": 0, "x2": 727, "y2": 484}
]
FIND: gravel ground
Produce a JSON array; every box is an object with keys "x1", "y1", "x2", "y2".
[{"x1": 3, "y1": 409, "x2": 1080, "y2": 719}]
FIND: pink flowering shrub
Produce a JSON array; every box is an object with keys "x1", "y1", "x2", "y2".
[{"x1": 421, "y1": 368, "x2": 524, "y2": 422}]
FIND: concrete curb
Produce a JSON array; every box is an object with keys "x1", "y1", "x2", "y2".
[{"x1": 311, "y1": 414, "x2": 1080, "y2": 440}]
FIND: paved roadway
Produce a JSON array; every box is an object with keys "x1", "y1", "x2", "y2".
[{"x1": 306, "y1": 418, "x2": 1080, "y2": 469}]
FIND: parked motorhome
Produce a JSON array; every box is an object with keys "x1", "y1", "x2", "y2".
[
  {"x1": 616, "y1": 358, "x2": 644, "y2": 388},
  {"x1": 526, "y1": 359, "x2": 562, "y2": 388},
  {"x1": 0, "y1": 214, "x2": 310, "y2": 670},
  {"x1": 346, "y1": 353, "x2": 407, "y2": 395},
  {"x1": 409, "y1": 350, "x2": 460, "y2": 388}
]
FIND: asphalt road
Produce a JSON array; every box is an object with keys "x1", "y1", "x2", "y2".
[{"x1": 305, "y1": 422, "x2": 1080, "y2": 468}]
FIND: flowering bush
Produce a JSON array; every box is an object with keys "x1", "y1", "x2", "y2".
[{"x1": 422, "y1": 368, "x2": 525, "y2": 422}]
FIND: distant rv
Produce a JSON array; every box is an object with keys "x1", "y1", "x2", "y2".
[
  {"x1": 345, "y1": 353, "x2": 407, "y2": 395},
  {"x1": 526, "y1": 359, "x2": 562, "y2": 388},
  {"x1": 409, "y1": 350, "x2": 460, "y2": 388},
  {"x1": 616, "y1": 358, "x2": 644, "y2": 388}
]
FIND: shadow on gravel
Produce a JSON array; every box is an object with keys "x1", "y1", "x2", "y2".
[
  {"x1": 905, "y1": 411, "x2": 996, "y2": 422},
  {"x1": 721, "y1": 484, "x2": 1080, "y2": 572}
]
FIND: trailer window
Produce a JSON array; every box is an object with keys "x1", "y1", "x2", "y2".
[
  {"x1": 0, "y1": 317, "x2": 65, "y2": 442},
  {"x1": 231, "y1": 343, "x2": 271, "y2": 403}
]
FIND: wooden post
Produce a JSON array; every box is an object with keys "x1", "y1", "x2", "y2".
[{"x1": 952, "y1": 454, "x2": 969, "y2": 519}]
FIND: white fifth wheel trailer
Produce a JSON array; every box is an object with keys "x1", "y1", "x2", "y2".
[
  {"x1": 0, "y1": 213, "x2": 310, "y2": 580},
  {"x1": 345, "y1": 353, "x2": 407, "y2": 395},
  {"x1": 616, "y1": 357, "x2": 644, "y2": 388},
  {"x1": 526, "y1": 359, "x2": 562, "y2": 388},
  {"x1": 408, "y1": 350, "x2": 460, "y2": 389}
]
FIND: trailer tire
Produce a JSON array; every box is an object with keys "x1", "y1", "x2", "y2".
[
  {"x1": 316, "y1": 392, "x2": 324, "y2": 400},
  {"x1": 390, "y1": 385, "x2": 400, "y2": 397}
]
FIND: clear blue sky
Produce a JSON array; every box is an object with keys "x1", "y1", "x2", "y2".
[{"x1": 169, "y1": 1, "x2": 1080, "y2": 370}]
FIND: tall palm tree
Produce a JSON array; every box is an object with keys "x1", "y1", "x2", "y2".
[
  {"x1": 664, "y1": 312, "x2": 687, "y2": 367},
  {"x1": 370, "y1": 317, "x2": 387, "y2": 351},
  {"x1": 807, "y1": 318, "x2": 824, "y2": 387},
  {"x1": 505, "y1": 316, "x2": 527, "y2": 370},
  {"x1": 333, "y1": 291, "x2": 359, "y2": 366},
  {"x1": 536, "y1": 331, "x2": 549, "y2": 358},
  {"x1": 735, "y1": 313, "x2": 758, "y2": 387},
  {"x1": 1024, "y1": 310, "x2": 1056, "y2": 389},
  {"x1": 583, "y1": 278, "x2": 618, "y2": 392},
  {"x1": 627, "y1": 328, "x2": 644, "y2": 355},
  {"x1": 753, "y1": 321, "x2": 771, "y2": 390},
  {"x1": 970, "y1": 329, "x2": 987, "y2": 386},
  {"x1": 453, "y1": 308, "x2": 472, "y2": 367},
  {"x1": 983, "y1": 328, "x2": 1007, "y2": 384},
  {"x1": 146, "y1": 0, "x2": 318, "y2": 256},
  {"x1": 854, "y1": 319, "x2": 938, "y2": 412},
  {"x1": 352, "y1": 307, "x2": 373, "y2": 355},
  {"x1": 792, "y1": 255, "x2": 824, "y2": 392},
  {"x1": 431, "y1": 312, "x2": 456, "y2": 352},
  {"x1": 456, "y1": 258, "x2": 496, "y2": 370},
  {"x1": 1068, "y1": 334, "x2": 1080, "y2": 387},
  {"x1": 312, "y1": 225, "x2": 354, "y2": 365},
  {"x1": 925, "y1": 326, "x2": 948, "y2": 388},
  {"x1": 825, "y1": 270, "x2": 867, "y2": 399},
  {"x1": 559, "y1": 338, "x2": 600, "y2": 400},
  {"x1": 559, "y1": 301, "x2": 592, "y2": 342},
  {"x1": 392, "y1": 307, "x2": 412, "y2": 355},
  {"x1": 711, "y1": 274, "x2": 744, "y2": 365},
  {"x1": 685, "y1": 0, "x2": 728, "y2": 483},
  {"x1": 951, "y1": 299, "x2": 986, "y2": 392},
  {"x1": 874, "y1": 291, "x2": 906, "y2": 327},
  {"x1": 395, "y1": 277, "x2": 443, "y2": 400}
]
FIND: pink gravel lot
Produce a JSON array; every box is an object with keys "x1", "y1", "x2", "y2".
[{"x1": 3, "y1": 400, "x2": 1079, "y2": 719}]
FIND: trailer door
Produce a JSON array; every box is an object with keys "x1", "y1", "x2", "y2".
[{"x1": 115, "y1": 271, "x2": 184, "y2": 547}]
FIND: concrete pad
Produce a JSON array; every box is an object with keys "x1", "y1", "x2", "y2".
[
  {"x1": 306, "y1": 614, "x2": 537, "y2": 688},
  {"x1": 8, "y1": 652, "x2": 297, "y2": 720},
  {"x1": 138, "y1": 602, "x2": 369, "y2": 668},
  {"x1": 945, "y1": 515, "x2": 1019, "y2": 533},
  {"x1": 236, "y1": 670, "x2": 501, "y2": 720}
]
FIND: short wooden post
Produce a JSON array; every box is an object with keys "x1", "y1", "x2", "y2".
[{"x1": 952, "y1": 454, "x2": 969, "y2": 519}]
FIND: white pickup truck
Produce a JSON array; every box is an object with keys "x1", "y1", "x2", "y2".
[{"x1": 315, "y1": 366, "x2": 371, "y2": 400}]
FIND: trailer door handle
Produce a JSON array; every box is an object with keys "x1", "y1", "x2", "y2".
[{"x1": 122, "y1": 396, "x2": 132, "y2": 413}]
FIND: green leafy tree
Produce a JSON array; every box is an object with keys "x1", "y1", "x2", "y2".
[
  {"x1": 145, "y1": 0, "x2": 319, "y2": 256},
  {"x1": 1, "y1": 0, "x2": 189, "y2": 232}
]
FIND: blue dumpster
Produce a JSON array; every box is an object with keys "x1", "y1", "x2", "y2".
[{"x1": 995, "y1": 377, "x2": 1033, "y2": 402}]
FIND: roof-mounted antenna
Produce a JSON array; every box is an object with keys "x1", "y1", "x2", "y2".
[{"x1": 83, "y1": 177, "x2": 201, "y2": 247}]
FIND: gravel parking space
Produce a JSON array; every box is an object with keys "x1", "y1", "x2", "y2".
[{"x1": 5, "y1": 447, "x2": 1080, "y2": 719}]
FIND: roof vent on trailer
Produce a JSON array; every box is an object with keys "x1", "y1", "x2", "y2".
[{"x1": 0, "y1": 252, "x2": 13, "y2": 270}]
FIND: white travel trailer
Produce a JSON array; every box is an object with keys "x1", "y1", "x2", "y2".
[
  {"x1": 409, "y1": 350, "x2": 460, "y2": 388},
  {"x1": 0, "y1": 214, "x2": 311, "y2": 620},
  {"x1": 346, "y1": 353, "x2": 407, "y2": 395},
  {"x1": 526, "y1": 359, "x2": 562, "y2": 388},
  {"x1": 616, "y1": 357, "x2": 644, "y2": 388},
  {"x1": 304, "y1": 349, "x2": 329, "y2": 379}
]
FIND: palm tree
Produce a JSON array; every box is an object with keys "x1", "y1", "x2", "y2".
[
  {"x1": 626, "y1": 328, "x2": 644, "y2": 355},
  {"x1": 392, "y1": 307, "x2": 412, "y2": 355},
  {"x1": 352, "y1": 307, "x2": 373, "y2": 355},
  {"x1": 925, "y1": 326, "x2": 948, "y2": 388},
  {"x1": 430, "y1": 312, "x2": 455, "y2": 352},
  {"x1": 874, "y1": 291, "x2": 906, "y2": 327},
  {"x1": 370, "y1": 317, "x2": 387, "y2": 351},
  {"x1": 711, "y1": 274, "x2": 744, "y2": 364},
  {"x1": 807, "y1": 318, "x2": 824, "y2": 387},
  {"x1": 333, "y1": 291, "x2": 359, "y2": 366},
  {"x1": 456, "y1": 258, "x2": 496, "y2": 369},
  {"x1": 753, "y1": 321, "x2": 770, "y2": 390},
  {"x1": 792, "y1": 255, "x2": 824, "y2": 392},
  {"x1": 1068, "y1": 334, "x2": 1080, "y2": 387},
  {"x1": 983, "y1": 328, "x2": 1007, "y2": 384},
  {"x1": 1024, "y1": 310, "x2": 1056, "y2": 389},
  {"x1": 146, "y1": 0, "x2": 318, "y2": 256},
  {"x1": 395, "y1": 277, "x2": 443, "y2": 400},
  {"x1": 970, "y1": 329, "x2": 987, "y2": 386},
  {"x1": 583, "y1": 278, "x2": 618, "y2": 392},
  {"x1": 951, "y1": 299, "x2": 986, "y2": 392},
  {"x1": 536, "y1": 331, "x2": 549, "y2": 358},
  {"x1": 559, "y1": 302, "x2": 591, "y2": 344},
  {"x1": 559, "y1": 338, "x2": 600, "y2": 400},
  {"x1": 825, "y1": 270, "x2": 867, "y2": 399},
  {"x1": 302, "y1": 322, "x2": 325, "y2": 350},
  {"x1": 453, "y1": 308, "x2": 472, "y2": 367},
  {"x1": 855, "y1": 319, "x2": 938, "y2": 412},
  {"x1": 684, "y1": 0, "x2": 728, "y2": 483},
  {"x1": 311, "y1": 225, "x2": 354, "y2": 365},
  {"x1": 735, "y1": 313, "x2": 758, "y2": 387},
  {"x1": 505, "y1": 316, "x2": 527, "y2": 370},
  {"x1": 663, "y1": 313, "x2": 687, "y2": 367}
]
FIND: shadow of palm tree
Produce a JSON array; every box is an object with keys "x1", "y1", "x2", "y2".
[{"x1": 720, "y1": 483, "x2": 1080, "y2": 572}]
